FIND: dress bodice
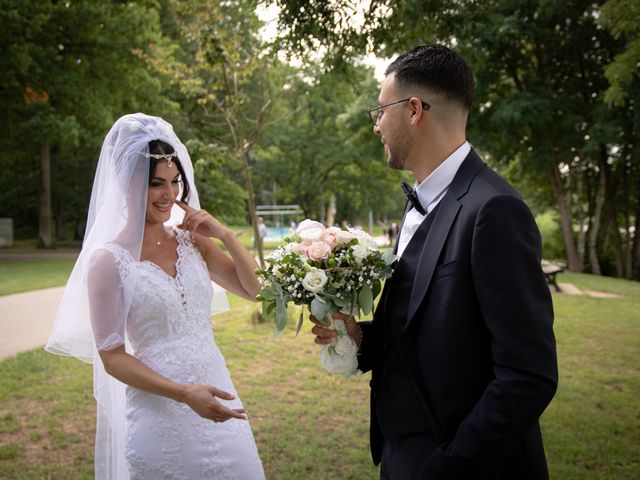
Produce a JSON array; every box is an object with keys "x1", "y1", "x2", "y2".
[{"x1": 105, "y1": 229, "x2": 217, "y2": 383}]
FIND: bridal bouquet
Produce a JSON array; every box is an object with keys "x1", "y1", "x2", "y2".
[{"x1": 256, "y1": 220, "x2": 397, "y2": 376}]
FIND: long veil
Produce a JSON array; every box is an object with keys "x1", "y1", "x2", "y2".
[{"x1": 45, "y1": 113, "x2": 226, "y2": 479}]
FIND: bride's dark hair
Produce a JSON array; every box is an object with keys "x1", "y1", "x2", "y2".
[{"x1": 148, "y1": 139, "x2": 190, "y2": 202}]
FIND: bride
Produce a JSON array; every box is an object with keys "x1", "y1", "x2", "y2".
[{"x1": 46, "y1": 113, "x2": 265, "y2": 479}]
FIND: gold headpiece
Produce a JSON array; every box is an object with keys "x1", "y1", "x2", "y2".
[{"x1": 144, "y1": 151, "x2": 177, "y2": 167}]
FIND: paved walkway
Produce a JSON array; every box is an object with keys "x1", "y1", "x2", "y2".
[{"x1": 0, "y1": 286, "x2": 65, "y2": 361}]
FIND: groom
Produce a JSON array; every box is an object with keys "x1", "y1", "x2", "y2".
[{"x1": 313, "y1": 45, "x2": 558, "y2": 479}]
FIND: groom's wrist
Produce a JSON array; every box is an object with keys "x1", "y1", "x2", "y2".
[{"x1": 347, "y1": 321, "x2": 363, "y2": 349}]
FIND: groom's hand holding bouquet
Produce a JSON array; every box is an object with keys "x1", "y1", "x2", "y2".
[{"x1": 256, "y1": 219, "x2": 397, "y2": 376}]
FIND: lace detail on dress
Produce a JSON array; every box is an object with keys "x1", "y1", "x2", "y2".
[
  {"x1": 111, "y1": 229, "x2": 264, "y2": 479},
  {"x1": 102, "y1": 242, "x2": 135, "y2": 281}
]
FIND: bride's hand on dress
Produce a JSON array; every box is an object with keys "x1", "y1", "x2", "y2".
[
  {"x1": 182, "y1": 384, "x2": 247, "y2": 423},
  {"x1": 176, "y1": 201, "x2": 231, "y2": 240}
]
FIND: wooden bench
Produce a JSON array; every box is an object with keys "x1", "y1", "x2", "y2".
[{"x1": 542, "y1": 262, "x2": 564, "y2": 292}]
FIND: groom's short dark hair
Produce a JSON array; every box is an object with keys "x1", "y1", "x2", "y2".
[{"x1": 386, "y1": 44, "x2": 475, "y2": 111}]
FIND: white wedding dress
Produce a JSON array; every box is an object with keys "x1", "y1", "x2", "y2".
[{"x1": 104, "y1": 229, "x2": 264, "y2": 479}]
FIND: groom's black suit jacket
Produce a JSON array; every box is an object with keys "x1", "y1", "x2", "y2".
[{"x1": 358, "y1": 149, "x2": 558, "y2": 479}]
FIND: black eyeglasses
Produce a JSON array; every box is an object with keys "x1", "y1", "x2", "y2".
[{"x1": 367, "y1": 98, "x2": 430, "y2": 126}]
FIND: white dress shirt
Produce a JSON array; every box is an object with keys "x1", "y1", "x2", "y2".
[{"x1": 396, "y1": 141, "x2": 471, "y2": 258}]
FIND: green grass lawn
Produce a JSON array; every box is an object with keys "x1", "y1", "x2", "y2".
[
  {"x1": 0, "y1": 259, "x2": 76, "y2": 296},
  {"x1": 0, "y1": 271, "x2": 638, "y2": 479},
  {"x1": 542, "y1": 272, "x2": 640, "y2": 479}
]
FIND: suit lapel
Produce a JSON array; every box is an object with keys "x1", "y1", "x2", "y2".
[
  {"x1": 405, "y1": 195, "x2": 461, "y2": 324},
  {"x1": 403, "y1": 149, "x2": 486, "y2": 330}
]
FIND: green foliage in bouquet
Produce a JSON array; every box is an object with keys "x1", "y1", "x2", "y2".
[{"x1": 256, "y1": 231, "x2": 396, "y2": 336}]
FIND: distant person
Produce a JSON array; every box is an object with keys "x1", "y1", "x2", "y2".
[
  {"x1": 256, "y1": 216, "x2": 268, "y2": 250},
  {"x1": 387, "y1": 222, "x2": 399, "y2": 246},
  {"x1": 46, "y1": 113, "x2": 265, "y2": 479},
  {"x1": 313, "y1": 44, "x2": 557, "y2": 479}
]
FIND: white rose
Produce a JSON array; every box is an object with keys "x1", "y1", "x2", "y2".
[
  {"x1": 301, "y1": 269, "x2": 328, "y2": 293},
  {"x1": 296, "y1": 219, "x2": 325, "y2": 241},
  {"x1": 347, "y1": 227, "x2": 377, "y2": 250},
  {"x1": 351, "y1": 244, "x2": 369, "y2": 263},
  {"x1": 335, "y1": 229, "x2": 356, "y2": 245}
]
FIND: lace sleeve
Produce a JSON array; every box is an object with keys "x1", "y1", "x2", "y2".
[{"x1": 87, "y1": 248, "x2": 127, "y2": 351}]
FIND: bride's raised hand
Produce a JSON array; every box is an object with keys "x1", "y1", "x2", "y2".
[
  {"x1": 182, "y1": 383, "x2": 247, "y2": 423},
  {"x1": 176, "y1": 200, "x2": 231, "y2": 240}
]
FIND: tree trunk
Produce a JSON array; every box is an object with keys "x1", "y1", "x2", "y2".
[
  {"x1": 633, "y1": 196, "x2": 640, "y2": 279},
  {"x1": 38, "y1": 136, "x2": 52, "y2": 248},
  {"x1": 621, "y1": 161, "x2": 633, "y2": 278},
  {"x1": 55, "y1": 200, "x2": 65, "y2": 242},
  {"x1": 633, "y1": 154, "x2": 640, "y2": 279},
  {"x1": 242, "y1": 150, "x2": 264, "y2": 267},
  {"x1": 588, "y1": 151, "x2": 607, "y2": 275},
  {"x1": 601, "y1": 206, "x2": 611, "y2": 262},
  {"x1": 326, "y1": 195, "x2": 336, "y2": 227},
  {"x1": 75, "y1": 218, "x2": 86, "y2": 241},
  {"x1": 600, "y1": 190, "x2": 618, "y2": 276},
  {"x1": 611, "y1": 215, "x2": 625, "y2": 277},
  {"x1": 601, "y1": 150, "x2": 624, "y2": 278},
  {"x1": 576, "y1": 169, "x2": 587, "y2": 270},
  {"x1": 549, "y1": 162, "x2": 580, "y2": 271}
]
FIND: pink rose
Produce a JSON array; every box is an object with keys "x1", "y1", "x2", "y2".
[
  {"x1": 321, "y1": 227, "x2": 341, "y2": 247},
  {"x1": 335, "y1": 229, "x2": 355, "y2": 245},
  {"x1": 306, "y1": 241, "x2": 332, "y2": 261},
  {"x1": 296, "y1": 240, "x2": 313, "y2": 256}
]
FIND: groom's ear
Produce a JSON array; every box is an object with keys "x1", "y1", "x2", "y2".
[{"x1": 408, "y1": 97, "x2": 425, "y2": 125}]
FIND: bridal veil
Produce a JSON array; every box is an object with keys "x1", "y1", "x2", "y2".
[{"x1": 46, "y1": 113, "x2": 227, "y2": 478}]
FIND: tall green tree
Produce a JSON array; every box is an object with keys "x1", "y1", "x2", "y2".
[
  {"x1": 256, "y1": 63, "x2": 406, "y2": 226},
  {"x1": 599, "y1": 0, "x2": 640, "y2": 276},
  {"x1": 266, "y1": 0, "x2": 639, "y2": 278},
  {"x1": 0, "y1": 0, "x2": 168, "y2": 244},
  {"x1": 146, "y1": 0, "x2": 280, "y2": 264},
  {"x1": 599, "y1": 0, "x2": 640, "y2": 106}
]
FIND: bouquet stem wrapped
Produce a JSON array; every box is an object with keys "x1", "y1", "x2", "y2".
[{"x1": 318, "y1": 316, "x2": 359, "y2": 376}]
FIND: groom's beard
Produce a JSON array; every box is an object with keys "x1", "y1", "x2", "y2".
[{"x1": 387, "y1": 132, "x2": 411, "y2": 171}]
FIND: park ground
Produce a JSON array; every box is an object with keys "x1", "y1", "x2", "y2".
[{"x1": 0, "y1": 241, "x2": 638, "y2": 479}]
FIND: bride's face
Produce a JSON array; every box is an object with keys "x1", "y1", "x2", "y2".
[{"x1": 146, "y1": 161, "x2": 181, "y2": 224}]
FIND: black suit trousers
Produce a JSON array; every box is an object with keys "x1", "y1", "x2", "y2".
[{"x1": 380, "y1": 432, "x2": 439, "y2": 480}]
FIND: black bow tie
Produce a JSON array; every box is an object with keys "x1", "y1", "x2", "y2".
[{"x1": 401, "y1": 181, "x2": 427, "y2": 215}]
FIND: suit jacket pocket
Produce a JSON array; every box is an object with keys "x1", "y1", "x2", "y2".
[{"x1": 434, "y1": 259, "x2": 458, "y2": 279}]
